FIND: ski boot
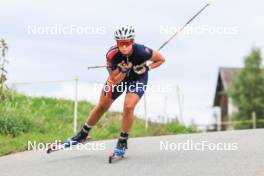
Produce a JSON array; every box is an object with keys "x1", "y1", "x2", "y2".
[
  {"x1": 66, "y1": 124, "x2": 91, "y2": 147},
  {"x1": 47, "y1": 124, "x2": 91, "y2": 153}
]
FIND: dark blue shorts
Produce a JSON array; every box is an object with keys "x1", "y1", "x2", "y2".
[{"x1": 101, "y1": 73, "x2": 148, "y2": 100}]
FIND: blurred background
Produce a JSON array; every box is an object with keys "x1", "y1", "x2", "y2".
[{"x1": 0, "y1": 0, "x2": 264, "y2": 140}]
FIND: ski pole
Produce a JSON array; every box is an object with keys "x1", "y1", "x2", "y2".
[
  {"x1": 88, "y1": 65, "x2": 109, "y2": 70},
  {"x1": 87, "y1": 2, "x2": 211, "y2": 70},
  {"x1": 157, "y1": 2, "x2": 211, "y2": 51}
]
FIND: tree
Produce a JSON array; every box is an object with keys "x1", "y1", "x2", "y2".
[
  {"x1": 229, "y1": 48, "x2": 264, "y2": 128},
  {"x1": 0, "y1": 39, "x2": 9, "y2": 100}
]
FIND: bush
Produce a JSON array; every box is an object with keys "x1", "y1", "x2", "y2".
[{"x1": 0, "y1": 114, "x2": 33, "y2": 137}]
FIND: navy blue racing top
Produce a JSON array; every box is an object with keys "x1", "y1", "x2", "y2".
[{"x1": 106, "y1": 43, "x2": 153, "y2": 80}]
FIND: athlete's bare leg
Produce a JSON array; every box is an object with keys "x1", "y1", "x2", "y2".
[
  {"x1": 121, "y1": 93, "x2": 140, "y2": 132},
  {"x1": 86, "y1": 92, "x2": 113, "y2": 126}
]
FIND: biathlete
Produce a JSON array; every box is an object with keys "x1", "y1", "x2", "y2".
[{"x1": 69, "y1": 25, "x2": 165, "y2": 155}]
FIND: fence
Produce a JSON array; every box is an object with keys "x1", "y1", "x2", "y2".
[
  {"x1": 198, "y1": 117, "x2": 264, "y2": 132},
  {"x1": 7, "y1": 78, "x2": 184, "y2": 132},
  {"x1": 220, "y1": 118, "x2": 264, "y2": 130}
]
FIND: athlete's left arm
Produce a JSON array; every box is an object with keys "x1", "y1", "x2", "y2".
[{"x1": 148, "y1": 51, "x2": 165, "y2": 70}]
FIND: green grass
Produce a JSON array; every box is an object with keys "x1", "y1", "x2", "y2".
[{"x1": 0, "y1": 90, "x2": 196, "y2": 156}]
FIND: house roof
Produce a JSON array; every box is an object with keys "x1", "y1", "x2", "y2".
[
  {"x1": 213, "y1": 67, "x2": 241, "y2": 106},
  {"x1": 219, "y1": 67, "x2": 240, "y2": 90}
]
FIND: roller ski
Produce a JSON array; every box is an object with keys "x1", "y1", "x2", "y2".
[
  {"x1": 46, "y1": 138, "x2": 90, "y2": 154},
  {"x1": 47, "y1": 124, "x2": 91, "y2": 154},
  {"x1": 109, "y1": 132, "x2": 128, "y2": 163}
]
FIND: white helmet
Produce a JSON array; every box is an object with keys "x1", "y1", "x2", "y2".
[{"x1": 114, "y1": 25, "x2": 135, "y2": 41}]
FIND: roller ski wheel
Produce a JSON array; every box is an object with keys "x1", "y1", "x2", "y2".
[{"x1": 108, "y1": 148, "x2": 126, "y2": 163}]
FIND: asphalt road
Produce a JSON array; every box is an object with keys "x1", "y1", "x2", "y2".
[{"x1": 0, "y1": 129, "x2": 263, "y2": 176}]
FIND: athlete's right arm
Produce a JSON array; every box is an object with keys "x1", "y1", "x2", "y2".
[
  {"x1": 107, "y1": 62, "x2": 132, "y2": 86},
  {"x1": 106, "y1": 47, "x2": 132, "y2": 85},
  {"x1": 108, "y1": 70, "x2": 126, "y2": 86}
]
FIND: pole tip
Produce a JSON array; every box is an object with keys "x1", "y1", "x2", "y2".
[{"x1": 208, "y1": 0, "x2": 212, "y2": 6}]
